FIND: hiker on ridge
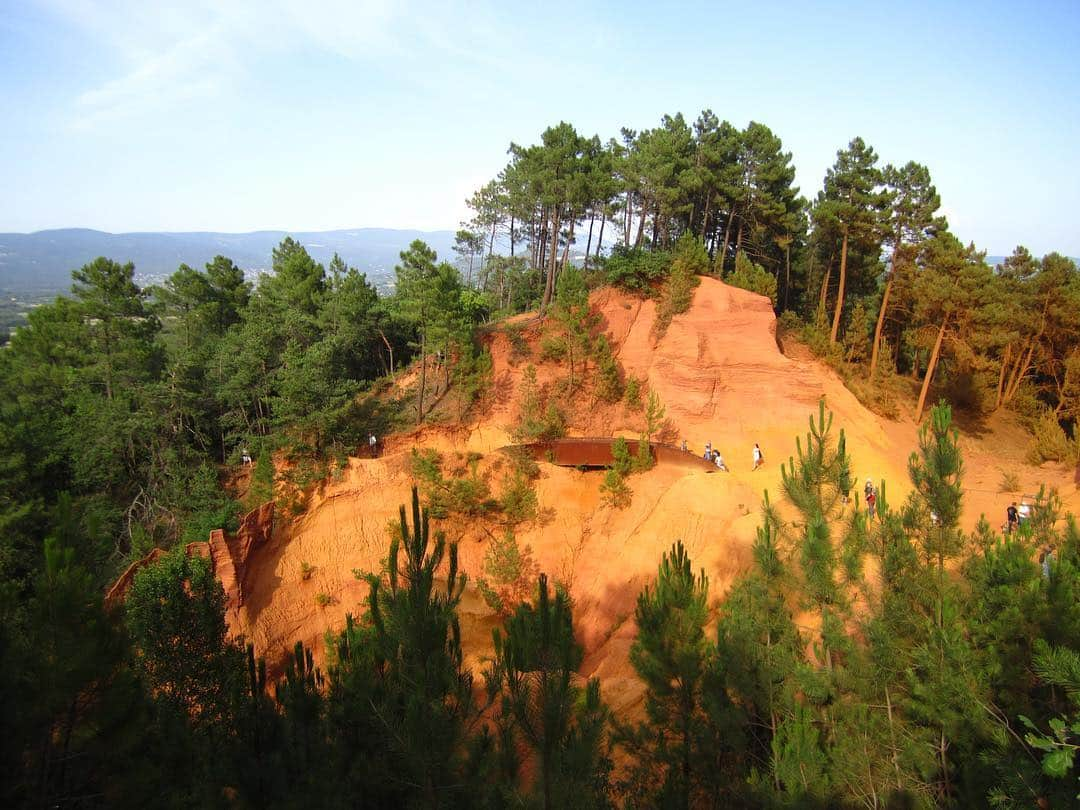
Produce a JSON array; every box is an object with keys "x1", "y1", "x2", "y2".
[
  {"x1": 1006, "y1": 502, "x2": 1019, "y2": 534},
  {"x1": 752, "y1": 443, "x2": 764, "y2": 471},
  {"x1": 369, "y1": 433, "x2": 378, "y2": 458}
]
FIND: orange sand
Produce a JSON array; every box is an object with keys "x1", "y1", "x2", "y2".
[{"x1": 222, "y1": 278, "x2": 1080, "y2": 713}]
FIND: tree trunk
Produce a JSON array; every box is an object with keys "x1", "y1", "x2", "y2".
[
  {"x1": 735, "y1": 218, "x2": 744, "y2": 257},
  {"x1": 783, "y1": 243, "x2": 792, "y2": 311},
  {"x1": 701, "y1": 189, "x2": 713, "y2": 239},
  {"x1": 818, "y1": 260, "x2": 832, "y2": 317},
  {"x1": 510, "y1": 214, "x2": 515, "y2": 257},
  {"x1": 630, "y1": 196, "x2": 639, "y2": 247},
  {"x1": 560, "y1": 215, "x2": 576, "y2": 273},
  {"x1": 595, "y1": 206, "x2": 607, "y2": 262},
  {"x1": 915, "y1": 318, "x2": 947, "y2": 422},
  {"x1": 719, "y1": 211, "x2": 735, "y2": 275},
  {"x1": 542, "y1": 210, "x2": 561, "y2": 311},
  {"x1": 994, "y1": 343, "x2": 1011, "y2": 408},
  {"x1": 869, "y1": 275, "x2": 894, "y2": 377},
  {"x1": 378, "y1": 329, "x2": 394, "y2": 377},
  {"x1": 584, "y1": 211, "x2": 596, "y2": 270},
  {"x1": 1003, "y1": 340, "x2": 1037, "y2": 403},
  {"x1": 416, "y1": 331, "x2": 427, "y2": 423},
  {"x1": 830, "y1": 229, "x2": 849, "y2": 343}
]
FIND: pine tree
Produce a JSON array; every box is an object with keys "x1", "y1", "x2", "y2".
[
  {"x1": 616, "y1": 541, "x2": 722, "y2": 809},
  {"x1": 870, "y1": 162, "x2": 945, "y2": 377},
  {"x1": 811, "y1": 138, "x2": 889, "y2": 344},
  {"x1": 361, "y1": 486, "x2": 479, "y2": 807},
  {"x1": 490, "y1": 574, "x2": 611, "y2": 809}
]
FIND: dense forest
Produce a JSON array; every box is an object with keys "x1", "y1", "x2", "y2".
[{"x1": 2, "y1": 111, "x2": 1079, "y2": 807}]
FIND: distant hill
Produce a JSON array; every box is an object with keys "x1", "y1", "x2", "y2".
[{"x1": 0, "y1": 227, "x2": 459, "y2": 293}]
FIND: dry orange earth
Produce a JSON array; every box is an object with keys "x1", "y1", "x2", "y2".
[{"x1": 231, "y1": 278, "x2": 1080, "y2": 716}]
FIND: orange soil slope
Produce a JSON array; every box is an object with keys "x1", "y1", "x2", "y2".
[{"x1": 231, "y1": 277, "x2": 1080, "y2": 712}]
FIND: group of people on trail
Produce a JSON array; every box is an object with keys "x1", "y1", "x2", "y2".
[
  {"x1": 1005, "y1": 499, "x2": 1032, "y2": 535},
  {"x1": 682, "y1": 440, "x2": 763, "y2": 472}
]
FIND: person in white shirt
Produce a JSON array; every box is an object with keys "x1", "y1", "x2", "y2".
[
  {"x1": 752, "y1": 443, "x2": 764, "y2": 470},
  {"x1": 1018, "y1": 499, "x2": 1032, "y2": 525}
]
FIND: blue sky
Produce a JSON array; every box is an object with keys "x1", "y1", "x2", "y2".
[{"x1": 2, "y1": 0, "x2": 1078, "y2": 255}]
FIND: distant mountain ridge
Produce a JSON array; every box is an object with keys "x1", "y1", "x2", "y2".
[{"x1": 0, "y1": 227, "x2": 459, "y2": 292}]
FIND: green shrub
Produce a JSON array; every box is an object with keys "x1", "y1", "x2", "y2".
[
  {"x1": 624, "y1": 376, "x2": 643, "y2": 411},
  {"x1": 594, "y1": 334, "x2": 623, "y2": 403},
  {"x1": 603, "y1": 246, "x2": 672, "y2": 294},
  {"x1": 539, "y1": 403, "x2": 566, "y2": 440},
  {"x1": 1007, "y1": 383, "x2": 1045, "y2": 431},
  {"x1": 999, "y1": 471, "x2": 1021, "y2": 493},
  {"x1": 315, "y1": 592, "x2": 335, "y2": 608},
  {"x1": 1027, "y1": 413, "x2": 1074, "y2": 464},
  {"x1": 842, "y1": 301, "x2": 871, "y2": 364},
  {"x1": 610, "y1": 437, "x2": 633, "y2": 477},
  {"x1": 300, "y1": 561, "x2": 315, "y2": 581},
  {"x1": 452, "y1": 347, "x2": 493, "y2": 417},
  {"x1": 539, "y1": 334, "x2": 567, "y2": 362},
  {"x1": 777, "y1": 310, "x2": 803, "y2": 333},
  {"x1": 475, "y1": 529, "x2": 538, "y2": 615},
  {"x1": 648, "y1": 254, "x2": 699, "y2": 341},
  {"x1": 504, "y1": 322, "x2": 531, "y2": 363},
  {"x1": 408, "y1": 448, "x2": 499, "y2": 518},
  {"x1": 727, "y1": 251, "x2": 777, "y2": 306},
  {"x1": 600, "y1": 468, "x2": 632, "y2": 509},
  {"x1": 633, "y1": 437, "x2": 655, "y2": 473},
  {"x1": 499, "y1": 468, "x2": 538, "y2": 524}
]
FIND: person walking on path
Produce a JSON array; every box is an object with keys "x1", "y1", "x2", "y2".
[
  {"x1": 867, "y1": 488, "x2": 877, "y2": 521},
  {"x1": 1006, "y1": 502, "x2": 1019, "y2": 534},
  {"x1": 752, "y1": 443, "x2": 764, "y2": 471},
  {"x1": 368, "y1": 433, "x2": 378, "y2": 458},
  {"x1": 241, "y1": 448, "x2": 253, "y2": 467},
  {"x1": 1018, "y1": 498, "x2": 1032, "y2": 526}
]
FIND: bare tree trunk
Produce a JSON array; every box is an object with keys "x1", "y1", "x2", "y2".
[
  {"x1": 994, "y1": 343, "x2": 1011, "y2": 408},
  {"x1": 818, "y1": 259, "x2": 833, "y2": 316},
  {"x1": 584, "y1": 211, "x2": 596, "y2": 270},
  {"x1": 378, "y1": 329, "x2": 395, "y2": 377},
  {"x1": 510, "y1": 214, "x2": 515, "y2": 257},
  {"x1": 560, "y1": 216, "x2": 575, "y2": 273},
  {"x1": 830, "y1": 229, "x2": 849, "y2": 343},
  {"x1": 634, "y1": 197, "x2": 647, "y2": 248},
  {"x1": 783, "y1": 244, "x2": 792, "y2": 311},
  {"x1": 869, "y1": 275, "x2": 894, "y2": 377},
  {"x1": 915, "y1": 318, "x2": 947, "y2": 422},
  {"x1": 719, "y1": 210, "x2": 735, "y2": 275},
  {"x1": 1003, "y1": 340, "x2": 1037, "y2": 403},
  {"x1": 416, "y1": 331, "x2": 427, "y2": 423},
  {"x1": 595, "y1": 205, "x2": 607, "y2": 262},
  {"x1": 542, "y1": 210, "x2": 561, "y2": 311}
]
